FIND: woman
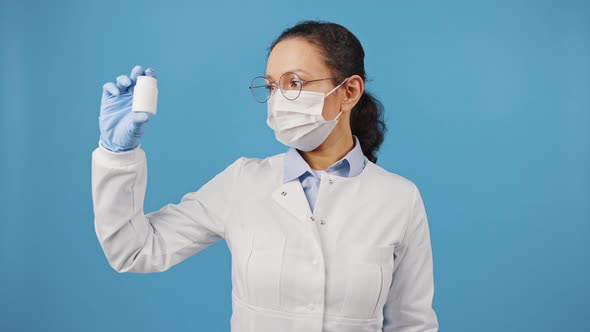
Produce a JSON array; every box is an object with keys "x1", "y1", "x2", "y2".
[{"x1": 92, "y1": 20, "x2": 439, "y2": 332}]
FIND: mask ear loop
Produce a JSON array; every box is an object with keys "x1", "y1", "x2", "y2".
[
  {"x1": 325, "y1": 77, "x2": 350, "y2": 121},
  {"x1": 325, "y1": 77, "x2": 350, "y2": 97}
]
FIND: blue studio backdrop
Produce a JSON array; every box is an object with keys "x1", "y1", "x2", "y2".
[{"x1": 1, "y1": 0, "x2": 588, "y2": 331}]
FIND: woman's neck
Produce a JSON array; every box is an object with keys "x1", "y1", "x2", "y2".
[{"x1": 298, "y1": 133, "x2": 355, "y2": 170}]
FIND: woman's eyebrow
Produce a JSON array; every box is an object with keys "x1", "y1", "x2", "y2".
[{"x1": 265, "y1": 69, "x2": 311, "y2": 81}]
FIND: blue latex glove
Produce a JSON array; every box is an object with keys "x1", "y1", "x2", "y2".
[{"x1": 99, "y1": 65, "x2": 157, "y2": 152}]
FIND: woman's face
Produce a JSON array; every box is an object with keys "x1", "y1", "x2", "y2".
[{"x1": 266, "y1": 38, "x2": 344, "y2": 122}]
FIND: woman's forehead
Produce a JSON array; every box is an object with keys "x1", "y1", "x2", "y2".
[{"x1": 266, "y1": 38, "x2": 329, "y2": 81}]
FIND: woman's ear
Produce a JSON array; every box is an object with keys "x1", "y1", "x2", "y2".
[{"x1": 341, "y1": 75, "x2": 364, "y2": 113}]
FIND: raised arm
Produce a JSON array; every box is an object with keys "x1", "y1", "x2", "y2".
[
  {"x1": 91, "y1": 143, "x2": 242, "y2": 273},
  {"x1": 92, "y1": 65, "x2": 242, "y2": 273}
]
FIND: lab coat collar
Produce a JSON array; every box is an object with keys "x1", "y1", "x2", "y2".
[
  {"x1": 271, "y1": 179, "x2": 314, "y2": 220},
  {"x1": 273, "y1": 145, "x2": 374, "y2": 224},
  {"x1": 282, "y1": 135, "x2": 366, "y2": 184}
]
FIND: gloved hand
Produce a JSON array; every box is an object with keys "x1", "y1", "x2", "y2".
[{"x1": 99, "y1": 65, "x2": 157, "y2": 152}]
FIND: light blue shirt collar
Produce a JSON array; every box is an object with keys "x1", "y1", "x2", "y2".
[{"x1": 283, "y1": 135, "x2": 367, "y2": 184}]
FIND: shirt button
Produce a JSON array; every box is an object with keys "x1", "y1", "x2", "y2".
[
  {"x1": 328, "y1": 179, "x2": 334, "y2": 184},
  {"x1": 308, "y1": 303, "x2": 316, "y2": 310},
  {"x1": 312, "y1": 258, "x2": 319, "y2": 265}
]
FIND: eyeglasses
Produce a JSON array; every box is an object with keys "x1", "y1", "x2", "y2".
[{"x1": 249, "y1": 71, "x2": 339, "y2": 103}]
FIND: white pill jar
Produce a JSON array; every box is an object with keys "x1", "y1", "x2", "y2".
[{"x1": 132, "y1": 76, "x2": 158, "y2": 115}]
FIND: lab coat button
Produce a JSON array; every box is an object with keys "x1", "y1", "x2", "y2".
[
  {"x1": 312, "y1": 258, "x2": 319, "y2": 265},
  {"x1": 310, "y1": 216, "x2": 315, "y2": 222},
  {"x1": 328, "y1": 179, "x2": 334, "y2": 184},
  {"x1": 281, "y1": 191, "x2": 287, "y2": 196},
  {"x1": 320, "y1": 219, "x2": 326, "y2": 225},
  {"x1": 308, "y1": 303, "x2": 315, "y2": 310}
]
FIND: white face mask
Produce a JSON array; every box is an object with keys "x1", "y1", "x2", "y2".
[{"x1": 266, "y1": 77, "x2": 349, "y2": 151}]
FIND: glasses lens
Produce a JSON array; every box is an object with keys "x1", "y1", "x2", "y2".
[
  {"x1": 279, "y1": 72, "x2": 302, "y2": 100},
  {"x1": 250, "y1": 76, "x2": 273, "y2": 103}
]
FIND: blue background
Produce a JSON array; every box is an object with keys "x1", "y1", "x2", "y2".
[{"x1": 1, "y1": 0, "x2": 588, "y2": 331}]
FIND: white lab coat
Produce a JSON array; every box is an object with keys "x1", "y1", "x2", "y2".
[{"x1": 91, "y1": 143, "x2": 438, "y2": 332}]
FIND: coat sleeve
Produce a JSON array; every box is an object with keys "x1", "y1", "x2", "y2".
[
  {"x1": 382, "y1": 184, "x2": 439, "y2": 332},
  {"x1": 91, "y1": 142, "x2": 243, "y2": 273}
]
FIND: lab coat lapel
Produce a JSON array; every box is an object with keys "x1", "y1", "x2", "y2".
[{"x1": 271, "y1": 180, "x2": 312, "y2": 223}]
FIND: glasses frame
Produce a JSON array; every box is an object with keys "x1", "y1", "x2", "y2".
[{"x1": 249, "y1": 71, "x2": 340, "y2": 103}]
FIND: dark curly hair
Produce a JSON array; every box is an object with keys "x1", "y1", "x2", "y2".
[{"x1": 268, "y1": 20, "x2": 386, "y2": 163}]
